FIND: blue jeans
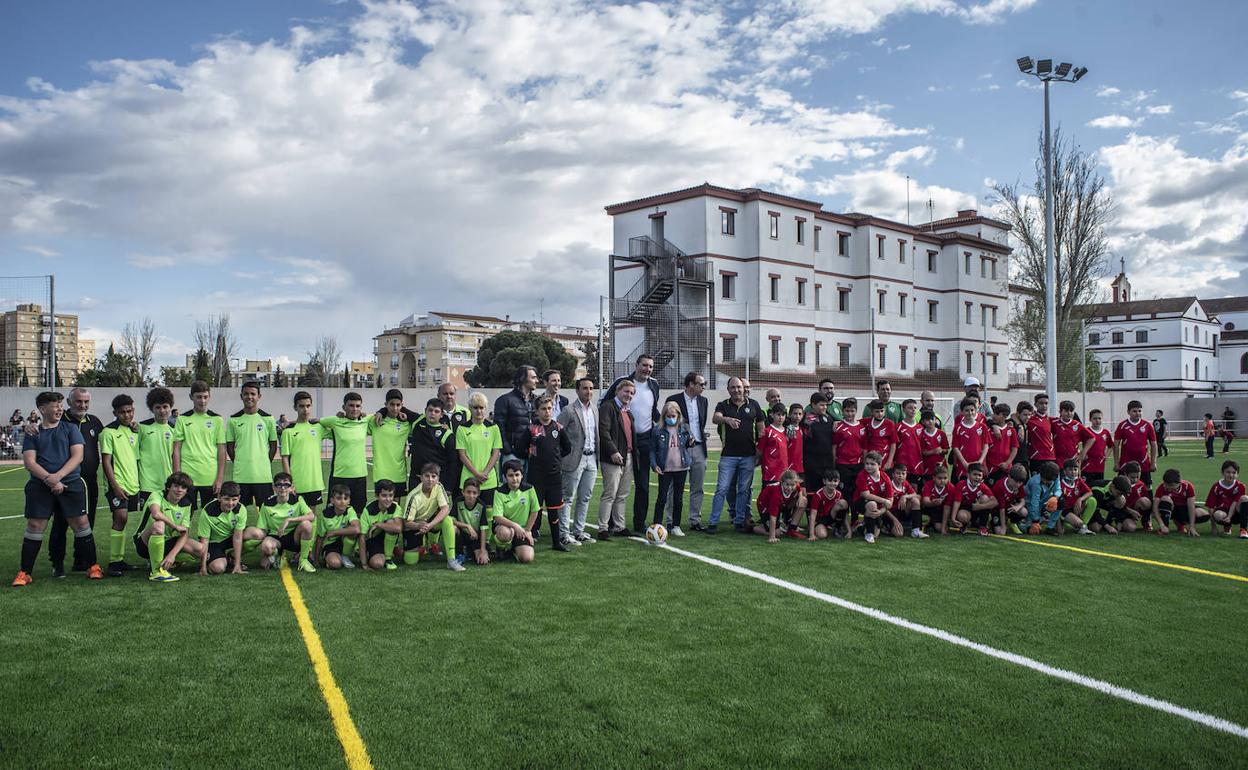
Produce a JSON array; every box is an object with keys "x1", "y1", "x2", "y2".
[{"x1": 710, "y1": 455, "x2": 755, "y2": 527}]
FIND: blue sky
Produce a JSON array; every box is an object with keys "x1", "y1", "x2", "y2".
[{"x1": 2, "y1": 0, "x2": 1246, "y2": 372}]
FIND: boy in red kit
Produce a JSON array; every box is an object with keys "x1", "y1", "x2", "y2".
[
  {"x1": 757, "y1": 404, "x2": 790, "y2": 487},
  {"x1": 1115, "y1": 400, "x2": 1158, "y2": 487},
  {"x1": 808, "y1": 470, "x2": 848, "y2": 540},
  {"x1": 991, "y1": 464, "x2": 1029, "y2": 535},
  {"x1": 950, "y1": 399, "x2": 991, "y2": 481},
  {"x1": 1056, "y1": 459, "x2": 1095, "y2": 535},
  {"x1": 894, "y1": 400, "x2": 923, "y2": 487},
  {"x1": 1152, "y1": 468, "x2": 1204, "y2": 536},
  {"x1": 1027, "y1": 393, "x2": 1055, "y2": 467},
  {"x1": 920, "y1": 464, "x2": 954, "y2": 534},
  {"x1": 889, "y1": 463, "x2": 926, "y2": 538},
  {"x1": 854, "y1": 451, "x2": 896, "y2": 544},
  {"x1": 1120, "y1": 461, "x2": 1152, "y2": 532},
  {"x1": 1052, "y1": 400, "x2": 1092, "y2": 467},
  {"x1": 864, "y1": 400, "x2": 897, "y2": 469},
  {"x1": 985, "y1": 403, "x2": 1019, "y2": 486},
  {"x1": 917, "y1": 410, "x2": 949, "y2": 482},
  {"x1": 786, "y1": 403, "x2": 805, "y2": 478},
  {"x1": 1205, "y1": 460, "x2": 1248, "y2": 538},
  {"x1": 1081, "y1": 409, "x2": 1114, "y2": 485},
  {"x1": 947, "y1": 462, "x2": 998, "y2": 536},
  {"x1": 755, "y1": 469, "x2": 806, "y2": 543},
  {"x1": 834, "y1": 398, "x2": 866, "y2": 501}
]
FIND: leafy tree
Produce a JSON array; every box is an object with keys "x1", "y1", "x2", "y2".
[
  {"x1": 581, "y1": 338, "x2": 600, "y2": 387},
  {"x1": 0, "y1": 361, "x2": 20, "y2": 387},
  {"x1": 190, "y1": 349, "x2": 213, "y2": 385},
  {"x1": 75, "y1": 344, "x2": 143, "y2": 387},
  {"x1": 161, "y1": 366, "x2": 193, "y2": 387},
  {"x1": 272, "y1": 366, "x2": 286, "y2": 388},
  {"x1": 299, "y1": 355, "x2": 327, "y2": 387},
  {"x1": 464, "y1": 331, "x2": 576, "y2": 387}
]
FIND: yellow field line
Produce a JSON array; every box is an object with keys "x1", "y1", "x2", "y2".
[
  {"x1": 992, "y1": 534, "x2": 1248, "y2": 584},
  {"x1": 279, "y1": 563, "x2": 374, "y2": 770}
]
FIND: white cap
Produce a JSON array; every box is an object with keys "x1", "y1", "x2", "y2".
[{"x1": 963, "y1": 376, "x2": 981, "y2": 388}]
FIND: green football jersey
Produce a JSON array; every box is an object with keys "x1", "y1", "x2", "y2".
[
  {"x1": 455, "y1": 499, "x2": 485, "y2": 531},
  {"x1": 227, "y1": 410, "x2": 278, "y2": 484},
  {"x1": 367, "y1": 417, "x2": 412, "y2": 484},
  {"x1": 489, "y1": 483, "x2": 538, "y2": 526},
  {"x1": 259, "y1": 495, "x2": 311, "y2": 535},
  {"x1": 316, "y1": 505, "x2": 359, "y2": 546},
  {"x1": 279, "y1": 421, "x2": 325, "y2": 496},
  {"x1": 319, "y1": 416, "x2": 368, "y2": 479},
  {"x1": 173, "y1": 410, "x2": 226, "y2": 487},
  {"x1": 358, "y1": 498, "x2": 401, "y2": 536},
  {"x1": 136, "y1": 419, "x2": 175, "y2": 494},
  {"x1": 140, "y1": 494, "x2": 192, "y2": 533},
  {"x1": 882, "y1": 401, "x2": 903, "y2": 424},
  {"x1": 455, "y1": 421, "x2": 503, "y2": 490},
  {"x1": 196, "y1": 499, "x2": 248, "y2": 542},
  {"x1": 99, "y1": 421, "x2": 140, "y2": 495},
  {"x1": 401, "y1": 483, "x2": 449, "y2": 522}
]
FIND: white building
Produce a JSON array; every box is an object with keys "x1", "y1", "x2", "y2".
[{"x1": 605, "y1": 183, "x2": 1012, "y2": 388}]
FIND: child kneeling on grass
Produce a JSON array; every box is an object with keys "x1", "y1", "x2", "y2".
[
  {"x1": 453, "y1": 478, "x2": 490, "y2": 566},
  {"x1": 853, "y1": 451, "x2": 897, "y2": 544},
  {"x1": 246, "y1": 472, "x2": 317, "y2": 573},
  {"x1": 134, "y1": 472, "x2": 199, "y2": 583},
  {"x1": 196, "y1": 481, "x2": 246, "y2": 575},
  {"x1": 808, "y1": 470, "x2": 848, "y2": 540},
  {"x1": 1024, "y1": 462, "x2": 1061, "y2": 536},
  {"x1": 487, "y1": 460, "x2": 539, "y2": 564},
  {"x1": 398, "y1": 464, "x2": 463, "y2": 572},
  {"x1": 1152, "y1": 469, "x2": 1207, "y2": 537},
  {"x1": 888, "y1": 463, "x2": 925, "y2": 539},
  {"x1": 990, "y1": 464, "x2": 1029, "y2": 536},
  {"x1": 1088, "y1": 475, "x2": 1133, "y2": 535},
  {"x1": 359, "y1": 479, "x2": 402, "y2": 571},
  {"x1": 1055, "y1": 459, "x2": 1095, "y2": 535},
  {"x1": 1204, "y1": 460, "x2": 1248, "y2": 538},
  {"x1": 755, "y1": 468, "x2": 806, "y2": 542},
  {"x1": 920, "y1": 465, "x2": 953, "y2": 535},
  {"x1": 314, "y1": 485, "x2": 361, "y2": 570},
  {"x1": 947, "y1": 463, "x2": 997, "y2": 537}
]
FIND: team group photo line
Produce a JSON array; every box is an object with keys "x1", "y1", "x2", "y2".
[{"x1": 9, "y1": 353, "x2": 1247, "y2": 587}]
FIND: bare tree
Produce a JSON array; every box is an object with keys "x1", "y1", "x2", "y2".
[
  {"x1": 194, "y1": 315, "x2": 241, "y2": 387},
  {"x1": 992, "y1": 128, "x2": 1113, "y2": 390},
  {"x1": 308, "y1": 336, "x2": 342, "y2": 379},
  {"x1": 121, "y1": 317, "x2": 159, "y2": 382}
]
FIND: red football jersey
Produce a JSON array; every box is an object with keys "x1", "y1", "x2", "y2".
[
  {"x1": 1082, "y1": 427, "x2": 1113, "y2": 474},
  {"x1": 917, "y1": 428, "x2": 949, "y2": 476},
  {"x1": 757, "y1": 424, "x2": 789, "y2": 482},
  {"x1": 786, "y1": 426, "x2": 804, "y2": 474},
  {"x1": 1115, "y1": 419, "x2": 1157, "y2": 470},
  {"x1": 1155, "y1": 480, "x2": 1196, "y2": 509},
  {"x1": 1126, "y1": 479, "x2": 1149, "y2": 507},
  {"x1": 864, "y1": 418, "x2": 897, "y2": 456},
  {"x1": 949, "y1": 478, "x2": 991, "y2": 509},
  {"x1": 993, "y1": 477, "x2": 1025, "y2": 509},
  {"x1": 951, "y1": 418, "x2": 991, "y2": 469},
  {"x1": 1052, "y1": 419, "x2": 1091, "y2": 465},
  {"x1": 756, "y1": 483, "x2": 801, "y2": 518},
  {"x1": 1027, "y1": 414, "x2": 1055, "y2": 461},
  {"x1": 853, "y1": 469, "x2": 895, "y2": 502},
  {"x1": 893, "y1": 421, "x2": 922, "y2": 472},
  {"x1": 921, "y1": 479, "x2": 953, "y2": 507},
  {"x1": 810, "y1": 486, "x2": 843, "y2": 518},
  {"x1": 890, "y1": 477, "x2": 915, "y2": 504},
  {"x1": 1058, "y1": 476, "x2": 1091, "y2": 509},
  {"x1": 985, "y1": 422, "x2": 1019, "y2": 470},
  {"x1": 1205, "y1": 480, "x2": 1247, "y2": 512},
  {"x1": 833, "y1": 420, "x2": 866, "y2": 465}
]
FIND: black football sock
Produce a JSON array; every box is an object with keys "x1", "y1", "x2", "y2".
[{"x1": 20, "y1": 530, "x2": 44, "y2": 573}]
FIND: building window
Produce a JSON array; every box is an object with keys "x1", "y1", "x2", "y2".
[
  {"x1": 1184, "y1": 327, "x2": 1188, "y2": 342},
  {"x1": 1240, "y1": 353, "x2": 1248, "y2": 374},
  {"x1": 797, "y1": 339, "x2": 807, "y2": 365},
  {"x1": 838, "y1": 288, "x2": 850, "y2": 312},
  {"x1": 721, "y1": 273, "x2": 736, "y2": 299},
  {"x1": 964, "y1": 252, "x2": 972, "y2": 275},
  {"x1": 722, "y1": 336, "x2": 736, "y2": 362},
  {"x1": 813, "y1": 226, "x2": 821, "y2": 251},
  {"x1": 796, "y1": 219, "x2": 805, "y2": 244},
  {"x1": 980, "y1": 257, "x2": 987, "y2": 278},
  {"x1": 814, "y1": 284, "x2": 822, "y2": 310},
  {"x1": 990, "y1": 260, "x2": 997, "y2": 279},
  {"x1": 796, "y1": 279, "x2": 807, "y2": 305},
  {"x1": 878, "y1": 345, "x2": 887, "y2": 368},
  {"x1": 927, "y1": 250, "x2": 938, "y2": 272},
  {"x1": 989, "y1": 306, "x2": 998, "y2": 327},
  {"x1": 391, "y1": 339, "x2": 398, "y2": 352},
  {"x1": 898, "y1": 240, "x2": 906, "y2": 262},
  {"x1": 1112, "y1": 360, "x2": 1124, "y2": 380},
  {"x1": 721, "y1": 209, "x2": 735, "y2": 235},
  {"x1": 929, "y1": 350, "x2": 939, "y2": 370},
  {"x1": 1195, "y1": 356, "x2": 1202, "y2": 380},
  {"x1": 928, "y1": 300, "x2": 938, "y2": 323},
  {"x1": 1112, "y1": 331, "x2": 1123, "y2": 344},
  {"x1": 1135, "y1": 329, "x2": 1148, "y2": 343},
  {"x1": 1136, "y1": 358, "x2": 1148, "y2": 379},
  {"x1": 390, "y1": 354, "x2": 399, "y2": 369},
  {"x1": 838, "y1": 233, "x2": 850, "y2": 256},
  {"x1": 769, "y1": 213, "x2": 779, "y2": 239},
  {"x1": 815, "y1": 341, "x2": 822, "y2": 366},
  {"x1": 899, "y1": 293, "x2": 907, "y2": 317},
  {"x1": 877, "y1": 235, "x2": 885, "y2": 259},
  {"x1": 770, "y1": 338, "x2": 780, "y2": 365},
  {"x1": 769, "y1": 275, "x2": 780, "y2": 302},
  {"x1": 965, "y1": 351, "x2": 973, "y2": 373},
  {"x1": 839, "y1": 345, "x2": 850, "y2": 367},
  {"x1": 877, "y1": 290, "x2": 886, "y2": 315},
  {"x1": 990, "y1": 353, "x2": 998, "y2": 374},
  {"x1": 965, "y1": 302, "x2": 973, "y2": 324},
  {"x1": 900, "y1": 347, "x2": 907, "y2": 370}
]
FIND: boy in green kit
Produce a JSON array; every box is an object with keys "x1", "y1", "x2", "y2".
[
  {"x1": 226, "y1": 381, "x2": 278, "y2": 510},
  {"x1": 196, "y1": 481, "x2": 247, "y2": 575},
  {"x1": 314, "y1": 485, "x2": 362, "y2": 570},
  {"x1": 246, "y1": 471, "x2": 317, "y2": 573},
  {"x1": 280, "y1": 391, "x2": 325, "y2": 508},
  {"x1": 358, "y1": 479, "x2": 403, "y2": 571},
  {"x1": 100, "y1": 394, "x2": 142, "y2": 576},
  {"x1": 453, "y1": 477, "x2": 489, "y2": 566},
  {"x1": 172, "y1": 380, "x2": 226, "y2": 512},
  {"x1": 369, "y1": 390, "x2": 414, "y2": 499},
  {"x1": 136, "y1": 387, "x2": 176, "y2": 508},
  {"x1": 488, "y1": 460, "x2": 539, "y2": 564},
  {"x1": 398, "y1": 464, "x2": 464, "y2": 571},
  {"x1": 317, "y1": 393, "x2": 369, "y2": 511},
  {"x1": 134, "y1": 472, "x2": 199, "y2": 583}
]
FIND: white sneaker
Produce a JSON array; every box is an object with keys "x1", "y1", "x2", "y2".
[
  {"x1": 864, "y1": 533, "x2": 876, "y2": 544},
  {"x1": 1077, "y1": 526, "x2": 1094, "y2": 535},
  {"x1": 575, "y1": 531, "x2": 596, "y2": 544},
  {"x1": 340, "y1": 556, "x2": 356, "y2": 569},
  {"x1": 563, "y1": 536, "x2": 581, "y2": 547},
  {"x1": 446, "y1": 559, "x2": 465, "y2": 572},
  {"x1": 265, "y1": 554, "x2": 277, "y2": 570},
  {"x1": 670, "y1": 526, "x2": 685, "y2": 537},
  {"x1": 910, "y1": 528, "x2": 929, "y2": 539}
]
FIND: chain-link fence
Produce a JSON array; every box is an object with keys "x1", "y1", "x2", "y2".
[{"x1": 0, "y1": 274, "x2": 59, "y2": 388}]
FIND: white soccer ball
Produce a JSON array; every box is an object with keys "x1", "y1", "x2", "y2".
[{"x1": 645, "y1": 524, "x2": 668, "y2": 546}]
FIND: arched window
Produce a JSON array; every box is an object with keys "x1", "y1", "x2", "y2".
[
  {"x1": 1136, "y1": 359, "x2": 1149, "y2": 379},
  {"x1": 1194, "y1": 356, "x2": 1201, "y2": 381},
  {"x1": 1240, "y1": 352, "x2": 1248, "y2": 374}
]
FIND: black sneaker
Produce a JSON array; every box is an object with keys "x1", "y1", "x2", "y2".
[
  {"x1": 51, "y1": 564, "x2": 66, "y2": 578},
  {"x1": 612, "y1": 528, "x2": 633, "y2": 538},
  {"x1": 552, "y1": 540, "x2": 570, "y2": 552},
  {"x1": 107, "y1": 561, "x2": 125, "y2": 577},
  {"x1": 690, "y1": 523, "x2": 706, "y2": 532},
  {"x1": 117, "y1": 560, "x2": 140, "y2": 572},
  {"x1": 706, "y1": 525, "x2": 719, "y2": 534},
  {"x1": 598, "y1": 530, "x2": 611, "y2": 541}
]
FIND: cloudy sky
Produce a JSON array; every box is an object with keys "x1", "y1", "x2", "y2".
[{"x1": 2, "y1": 0, "x2": 1246, "y2": 370}]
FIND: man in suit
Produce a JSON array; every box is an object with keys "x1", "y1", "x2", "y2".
[
  {"x1": 557, "y1": 377, "x2": 598, "y2": 544},
  {"x1": 601, "y1": 355, "x2": 660, "y2": 533},
  {"x1": 663, "y1": 372, "x2": 709, "y2": 531},
  {"x1": 596, "y1": 380, "x2": 635, "y2": 539},
  {"x1": 542, "y1": 369, "x2": 570, "y2": 420}
]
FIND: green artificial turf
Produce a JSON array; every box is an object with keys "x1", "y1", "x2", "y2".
[{"x1": 0, "y1": 441, "x2": 1245, "y2": 768}]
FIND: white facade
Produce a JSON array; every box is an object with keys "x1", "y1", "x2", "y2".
[
  {"x1": 606, "y1": 184, "x2": 1012, "y2": 388},
  {"x1": 1083, "y1": 298, "x2": 1221, "y2": 393}
]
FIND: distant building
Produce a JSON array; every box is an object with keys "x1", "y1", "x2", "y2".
[
  {"x1": 78, "y1": 338, "x2": 96, "y2": 374},
  {"x1": 374, "y1": 311, "x2": 592, "y2": 388},
  {"x1": 349, "y1": 360, "x2": 376, "y2": 389},
  {"x1": 0, "y1": 303, "x2": 81, "y2": 386}
]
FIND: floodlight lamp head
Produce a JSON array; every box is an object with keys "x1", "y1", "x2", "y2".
[
  {"x1": 1072, "y1": 66, "x2": 1088, "y2": 82},
  {"x1": 1016, "y1": 56, "x2": 1034, "y2": 73},
  {"x1": 1055, "y1": 62, "x2": 1072, "y2": 77},
  {"x1": 1037, "y1": 59, "x2": 1053, "y2": 75}
]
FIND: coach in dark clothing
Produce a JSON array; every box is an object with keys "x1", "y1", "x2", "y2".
[
  {"x1": 601, "y1": 355, "x2": 661, "y2": 532},
  {"x1": 493, "y1": 365, "x2": 539, "y2": 465},
  {"x1": 48, "y1": 387, "x2": 103, "y2": 574}
]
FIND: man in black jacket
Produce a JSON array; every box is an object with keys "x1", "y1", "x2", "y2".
[
  {"x1": 601, "y1": 355, "x2": 660, "y2": 532},
  {"x1": 662, "y1": 372, "x2": 708, "y2": 532},
  {"x1": 48, "y1": 387, "x2": 104, "y2": 575},
  {"x1": 494, "y1": 365, "x2": 538, "y2": 471}
]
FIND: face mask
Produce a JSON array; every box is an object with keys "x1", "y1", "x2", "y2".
[{"x1": 665, "y1": 416, "x2": 678, "y2": 426}]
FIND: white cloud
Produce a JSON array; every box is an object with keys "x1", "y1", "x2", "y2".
[
  {"x1": 21, "y1": 245, "x2": 59, "y2": 257},
  {"x1": 1087, "y1": 114, "x2": 1140, "y2": 129},
  {"x1": 885, "y1": 146, "x2": 935, "y2": 169},
  {"x1": 1096, "y1": 86, "x2": 1120, "y2": 98},
  {"x1": 872, "y1": 37, "x2": 888, "y2": 46},
  {"x1": 1146, "y1": 104, "x2": 1172, "y2": 115},
  {"x1": 890, "y1": 43, "x2": 911, "y2": 53},
  {"x1": 814, "y1": 169, "x2": 978, "y2": 224},
  {"x1": 127, "y1": 255, "x2": 177, "y2": 269}
]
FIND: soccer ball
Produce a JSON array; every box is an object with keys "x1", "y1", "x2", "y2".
[{"x1": 645, "y1": 524, "x2": 668, "y2": 546}]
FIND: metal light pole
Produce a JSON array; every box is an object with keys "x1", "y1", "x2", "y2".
[{"x1": 1016, "y1": 57, "x2": 1087, "y2": 401}]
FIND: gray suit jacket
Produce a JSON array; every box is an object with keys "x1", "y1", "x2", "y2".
[{"x1": 557, "y1": 400, "x2": 594, "y2": 475}]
